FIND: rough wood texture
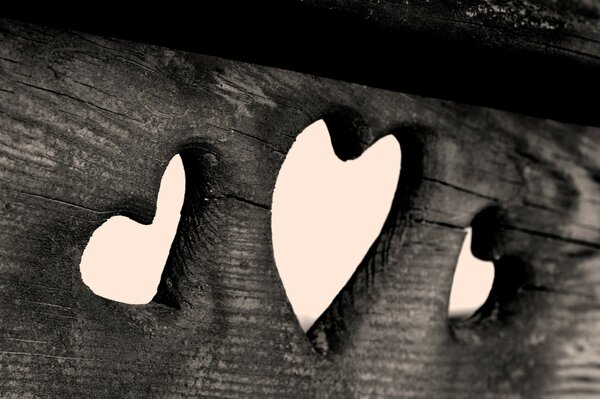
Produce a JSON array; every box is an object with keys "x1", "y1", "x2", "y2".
[
  {"x1": 7, "y1": 0, "x2": 600, "y2": 126},
  {"x1": 0, "y1": 17, "x2": 599, "y2": 398}
]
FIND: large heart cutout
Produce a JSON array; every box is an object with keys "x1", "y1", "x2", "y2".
[
  {"x1": 80, "y1": 155, "x2": 185, "y2": 304},
  {"x1": 272, "y1": 120, "x2": 401, "y2": 331}
]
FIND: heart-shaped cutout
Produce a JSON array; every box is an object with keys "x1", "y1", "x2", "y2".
[
  {"x1": 448, "y1": 227, "x2": 495, "y2": 320},
  {"x1": 272, "y1": 119, "x2": 401, "y2": 331},
  {"x1": 80, "y1": 155, "x2": 185, "y2": 304}
]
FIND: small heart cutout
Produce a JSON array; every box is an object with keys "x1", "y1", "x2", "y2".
[
  {"x1": 272, "y1": 120, "x2": 401, "y2": 331},
  {"x1": 80, "y1": 155, "x2": 185, "y2": 304},
  {"x1": 448, "y1": 227, "x2": 495, "y2": 320}
]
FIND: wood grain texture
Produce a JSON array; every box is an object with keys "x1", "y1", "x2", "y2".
[
  {"x1": 0, "y1": 18, "x2": 599, "y2": 398},
  {"x1": 7, "y1": 0, "x2": 600, "y2": 126}
]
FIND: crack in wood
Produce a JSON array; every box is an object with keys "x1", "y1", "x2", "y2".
[{"x1": 0, "y1": 15, "x2": 599, "y2": 398}]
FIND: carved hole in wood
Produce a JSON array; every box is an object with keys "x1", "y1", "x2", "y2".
[
  {"x1": 153, "y1": 146, "x2": 217, "y2": 309},
  {"x1": 450, "y1": 207, "x2": 536, "y2": 331},
  {"x1": 306, "y1": 124, "x2": 427, "y2": 355},
  {"x1": 448, "y1": 227, "x2": 495, "y2": 321},
  {"x1": 272, "y1": 119, "x2": 401, "y2": 332},
  {"x1": 80, "y1": 154, "x2": 185, "y2": 304}
]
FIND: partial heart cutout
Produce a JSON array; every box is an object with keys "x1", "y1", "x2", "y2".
[
  {"x1": 448, "y1": 227, "x2": 495, "y2": 320},
  {"x1": 272, "y1": 119, "x2": 401, "y2": 331},
  {"x1": 80, "y1": 155, "x2": 185, "y2": 304}
]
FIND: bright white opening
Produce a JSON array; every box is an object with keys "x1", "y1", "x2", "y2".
[
  {"x1": 272, "y1": 120, "x2": 401, "y2": 331},
  {"x1": 78, "y1": 133, "x2": 490, "y2": 326},
  {"x1": 448, "y1": 227, "x2": 495, "y2": 319},
  {"x1": 80, "y1": 155, "x2": 185, "y2": 304}
]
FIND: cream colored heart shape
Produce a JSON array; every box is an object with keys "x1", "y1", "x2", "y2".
[
  {"x1": 271, "y1": 120, "x2": 401, "y2": 331},
  {"x1": 79, "y1": 120, "x2": 490, "y2": 328},
  {"x1": 448, "y1": 228, "x2": 495, "y2": 319},
  {"x1": 80, "y1": 155, "x2": 185, "y2": 304}
]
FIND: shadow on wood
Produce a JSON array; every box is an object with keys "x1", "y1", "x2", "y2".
[{"x1": 0, "y1": 12, "x2": 599, "y2": 398}]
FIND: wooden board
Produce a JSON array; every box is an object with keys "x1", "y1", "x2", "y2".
[
  {"x1": 7, "y1": 0, "x2": 600, "y2": 126},
  {"x1": 1, "y1": 18, "x2": 599, "y2": 398}
]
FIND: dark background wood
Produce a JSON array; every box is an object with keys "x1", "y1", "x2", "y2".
[
  {"x1": 5, "y1": 0, "x2": 600, "y2": 126},
  {"x1": 1, "y1": 3, "x2": 600, "y2": 398}
]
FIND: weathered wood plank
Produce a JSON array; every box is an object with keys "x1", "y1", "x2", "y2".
[
  {"x1": 6, "y1": 0, "x2": 600, "y2": 126},
  {"x1": 0, "y1": 18, "x2": 599, "y2": 398}
]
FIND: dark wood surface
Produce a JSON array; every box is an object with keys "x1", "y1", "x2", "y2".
[
  {"x1": 6, "y1": 0, "x2": 600, "y2": 126},
  {"x1": 1, "y1": 16, "x2": 599, "y2": 398}
]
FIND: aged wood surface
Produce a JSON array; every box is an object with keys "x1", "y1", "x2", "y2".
[
  {"x1": 7, "y1": 0, "x2": 600, "y2": 126},
  {"x1": 0, "y1": 17, "x2": 599, "y2": 398}
]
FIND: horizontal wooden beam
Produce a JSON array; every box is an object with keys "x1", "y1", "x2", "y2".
[{"x1": 5, "y1": 0, "x2": 600, "y2": 126}]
